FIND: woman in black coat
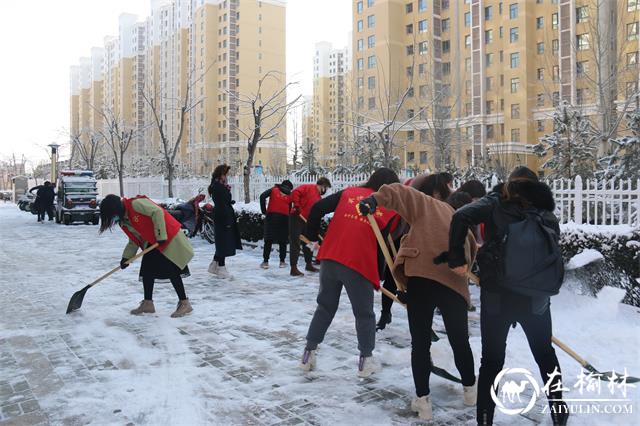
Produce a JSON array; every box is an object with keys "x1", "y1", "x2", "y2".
[
  {"x1": 29, "y1": 181, "x2": 55, "y2": 222},
  {"x1": 208, "y1": 164, "x2": 242, "y2": 278},
  {"x1": 446, "y1": 167, "x2": 568, "y2": 426}
]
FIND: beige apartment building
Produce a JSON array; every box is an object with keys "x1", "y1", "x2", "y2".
[
  {"x1": 351, "y1": 0, "x2": 640, "y2": 174},
  {"x1": 70, "y1": 0, "x2": 287, "y2": 177}
]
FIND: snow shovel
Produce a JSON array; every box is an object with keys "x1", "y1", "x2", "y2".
[
  {"x1": 367, "y1": 215, "x2": 462, "y2": 384},
  {"x1": 66, "y1": 243, "x2": 159, "y2": 314}
]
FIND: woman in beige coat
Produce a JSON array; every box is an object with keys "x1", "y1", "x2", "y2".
[{"x1": 359, "y1": 179, "x2": 477, "y2": 421}]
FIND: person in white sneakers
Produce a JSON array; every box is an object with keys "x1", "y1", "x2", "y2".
[
  {"x1": 358, "y1": 174, "x2": 478, "y2": 420},
  {"x1": 299, "y1": 168, "x2": 400, "y2": 377},
  {"x1": 207, "y1": 164, "x2": 242, "y2": 278}
]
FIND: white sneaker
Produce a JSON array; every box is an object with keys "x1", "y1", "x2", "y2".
[
  {"x1": 279, "y1": 261, "x2": 287, "y2": 268},
  {"x1": 463, "y1": 383, "x2": 477, "y2": 406},
  {"x1": 216, "y1": 266, "x2": 231, "y2": 279},
  {"x1": 357, "y1": 355, "x2": 380, "y2": 378},
  {"x1": 300, "y1": 348, "x2": 317, "y2": 372},
  {"x1": 208, "y1": 261, "x2": 218, "y2": 274},
  {"x1": 411, "y1": 395, "x2": 433, "y2": 420}
]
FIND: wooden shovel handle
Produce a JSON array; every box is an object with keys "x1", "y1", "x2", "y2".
[
  {"x1": 386, "y1": 234, "x2": 398, "y2": 258},
  {"x1": 87, "y1": 243, "x2": 160, "y2": 288},
  {"x1": 552, "y1": 336, "x2": 589, "y2": 367},
  {"x1": 299, "y1": 214, "x2": 323, "y2": 241},
  {"x1": 367, "y1": 215, "x2": 406, "y2": 306}
]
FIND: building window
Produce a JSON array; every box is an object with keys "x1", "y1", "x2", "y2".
[
  {"x1": 511, "y1": 128, "x2": 520, "y2": 142},
  {"x1": 368, "y1": 14, "x2": 376, "y2": 28},
  {"x1": 576, "y1": 88, "x2": 586, "y2": 104},
  {"x1": 627, "y1": 51, "x2": 639, "y2": 68},
  {"x1": 552, "y1": 39, "x2": 559, "y2": 55},
  {"x1": 511, "y1": 77, "x2": 520, "y2": 92},
  {"x1": 443, "y1": 62, "x2": 451, "y2": 75},
  {"x1": 552, "y1": 65, "x2": 560, "y2": 81},
  {"x1": 537, "y1": 68, "x2": 544, "y2": 80},
  {"x1": 536, "y1": 93, "x2": 545, "y2": 107},
  {"x1": 442, "y1": 0, "x2": 449, "y2": 9},
  {"x1": 357, "y1": 1, "x2": 363, "y2": 14},
  {"x1": 420, "y1": 151, "x2": 428, "y2": 164},
  {"x1": 552, "y1": 13, "x2": 558, "y2": 29},
  {"x1": 537, "y1": 120, "x2": 545, "y2": 132},
  {"x1": 465, "y1": 12, "x2": 471, "y2": 27},
  {"x1": 357, "y1": 77, "x2": 364, "y2": 88},
  {"x1": 628, "y1": 22, "x2": 639, "y2": 41},
  {"x1": 368, "y1": 97, "x2": 376, "y2": 110},
  {"x1": 536, "y1": 17, "x2": 544, "y2": 29},
  {"x1": 406, "y1": 2, "x2": 413, "y2": 13},
  {"x1": 442, "y1": 18, "x2": 450, "y2": 32},
  {"x1": 368, "y1": 0, "x2": 375, "y2": 6},
  {"x1": 510, "y1": 52, "x2": 520, "y2": 68},
  {"x1": 418, "y1": 63, "x2": 426, "y2": 74},
  {"x1": 627, "y1": 81, "x2": 639, "y2": 97},
  {"x1": 368, "y1": 35, "x2": 376, "y2": 48},
  {"x1": 509, "y1": 3, "x2": 518, "y2": 19},
  {"x1": 406, "y1": 45, "x2": 414, "y2": 55},
  {"x1": 407, "y1": 130, "x2": 415, "y2": 141},
  {"x1": 418, "y1": 0, "x2": 427, "y2": 11},
  {"x1": 419, "y1": 41, "x2": 428, "y2": 55},
  {"x1": 537, "y1": 42, "x2": 544, "y2": 54},
  {"x1": 510, "y1": 27, "x2": 519, "y2": 42},
  {"x1": 487, "y1": 125, "x2": 495, "y2": 139},
  {"x1": 552, "y1": 91, "x2": 560, "y2": 107},
  {"x1": 485, "y1": 29, "x2": 493, "y2": 44},
  {"x1": 486, "y1": 100, "x2": 494, "y2": 114},
  {"x1": 367, "y1": 56, "x2": 376, "y2": 68},
  {"x1": 368, "y1": 76, "x2": 376, "y2": 89},
  {"x1": 576, "y1": 6, "x2": 588, "y2": 23},
  {"x1": 407, "y1": 151, "x2": 415, "y2": 162},
  {"x1": 486, "y1": 76, "x2": 493, "y2": 90},
  {"x1": 357, "y1": 58, "x2": 364, "y2": 70},
  {"x1": 485, "y1": 6, "x2": 493, "y2": 20},
  {"x1": 406, "y1": 23, "x2": 414, "y2": 34},
  {"x1": 486, "y1": 53, "x2": 494, "y2": 66},
  {"x1": 465, "y1": 58, "x2": 471, "y2": 71},
  {"x1": 499, "y1": 26, "x2": 504, "y2": 38},
  {"x1": 407, "y1": 66, "x2": 414, "y2": 77},
  {"x1": 419, "y1": 19, "x2": 428, "y2": 33},
  {"x1": 419, "y1": 84, "x2": 428, "y2": 97},
  {"x1": 511, "y1": 103, "x2": 520, "y2": 118},
  {"x1": 357, "y1": 20, "x2": 363, "y2": 32},
  {"x1": 577, "y1": 34, "x2": 590, "y2": 50},
  {"x1": 442, "y1": 40, "x2": 450, "y2": 53},
  {"x1": 465, "y1": 35, "x2": 471, "y2": 48},
  {"x1": 629, "y1": 0, "x2": 640, "y2": 11},
  {"x1": 576, "y1": 60, "x2": 588, "y2": 76},
  {"x1": 357, "y1": 39, "x2": 364, "y2": 51}
]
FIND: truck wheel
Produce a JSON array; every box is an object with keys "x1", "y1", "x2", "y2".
[
  {"x1": 63, "y1": 214, "x2": 71, "y2": 225},
  {"x1": 92, "y1": 216, "x2": 99, "y2": 225}
]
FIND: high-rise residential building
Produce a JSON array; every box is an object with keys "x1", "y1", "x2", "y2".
[
  {"x1": 69, "y1": 0, "x2": 287, "y2": 177},
  {"x1": 307, "y1": 41, "x2": 353, "y2": 169},
  {"x1": 351, "y1": 0, "x2": 640, "y2": 174}
]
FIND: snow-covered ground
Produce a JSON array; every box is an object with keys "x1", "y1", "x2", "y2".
[{"x1": 0, "y1": 203, "x2": 638, "y2": 425}]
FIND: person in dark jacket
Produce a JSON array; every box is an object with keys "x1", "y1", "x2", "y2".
[
  {"x1": 260, "y1": 180, "x2": 293, "y2": 269},
  {"x1": 446, "y1": 166, "x2": 568, "y2": 426},
  {"x1": 175, "y1": 194, "x2": 205, "y2": 237},
  {"x1": 208, "y1": 164, "x2": 242, "y2": 278},
  {"x1": 29, "y1": 181, "x2": 55, "y2": 222}
]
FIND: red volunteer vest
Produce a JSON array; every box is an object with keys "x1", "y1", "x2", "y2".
[
  {"x1": 317, "y1": 187, "x2": 398, "y2": 288},
  {"x1": 291, "y1": 184, "x2": 321, "y2": 219},
  {"x1": 267, "y1": 186, "x2": 291, "y2": 215},
  {"x1": 121, "y1": 196, "x2": 182, "y2": 252}
]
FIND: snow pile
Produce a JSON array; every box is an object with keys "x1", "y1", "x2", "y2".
[{"x1": 566, "y1": 249, "x2": 604, "y2": 270}]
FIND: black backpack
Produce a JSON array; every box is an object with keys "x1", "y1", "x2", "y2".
[{"x1": 493, "y1": 209, "x2": 564, "y2": 297}]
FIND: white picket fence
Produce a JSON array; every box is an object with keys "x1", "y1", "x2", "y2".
[{"x1": 97, "y1": 174, "x2": 640, "y2": 226}]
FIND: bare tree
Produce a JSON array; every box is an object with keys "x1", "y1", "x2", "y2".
[
  {"x1": 290, "y1": 107, "x2": 302, "y2": 170},
  {"x1": 228, "y1": 71, "x2": 302, "y2": 203},
  {"x1": 70, "y1": 131, "x2": 102, "y2": 171}
]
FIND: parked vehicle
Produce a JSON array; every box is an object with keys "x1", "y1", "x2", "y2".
[
  {"x1": 55, "y1": 171, "x2": 100, "y2": 225},
  {"x1": 17, "y1": 193, "x2": 35, "y2": 211}
]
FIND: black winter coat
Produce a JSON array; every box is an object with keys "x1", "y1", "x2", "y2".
[
  {"x1": 29, "y1": 185, "x2": 55, "y2": 207},
  {"x1": 259, "y1": 184, "x2": 291, "y2": 243},
  {"x1": 448, "y1": 180, "x2": 560, "y2": 314},
  {"x1": 210, "y1": 179, "x2": 242, "y2": 257}
]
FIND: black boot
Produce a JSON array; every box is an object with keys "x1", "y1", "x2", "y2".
[
  {"x1": 550, "y1": 401, "x2": 569, "y2": 426},
  {"x1": 376, "y1": 311, "x2": 392, "y2": 331},
  {"x1": 477, "y1": 408, "x2": 494, "y2": 425}
]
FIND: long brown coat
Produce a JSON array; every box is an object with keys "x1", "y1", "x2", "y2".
[{"x1": 373, "y1": 183, "x2": 477, "y2": 304}]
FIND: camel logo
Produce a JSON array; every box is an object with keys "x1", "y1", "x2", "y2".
[{"x1": 491, "y1": 368, "x2": 541, "y2": 415}]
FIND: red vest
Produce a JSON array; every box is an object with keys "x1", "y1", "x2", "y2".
[
  {"x1": 291, "y1": 184, "x2": 321, "y2": 219},
  {"x1": 317, "y1": 187, "x2": 398, "y2": 288},
  {"x1": 267, "y1": 186, "x2": 291, "y2": 215},
  {"x1": 121, "y1": 196, "x2": 182, "y2": 252}
]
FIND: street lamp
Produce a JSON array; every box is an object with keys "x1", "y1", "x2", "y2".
[{"x1": 48, "y1": 143, "x2": 60, "y2": 186}]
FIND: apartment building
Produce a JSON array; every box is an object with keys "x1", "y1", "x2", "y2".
[
  {"x1": 307, "y1": 41, "x2": 353, "y2": 169},
  {"x1": 352, "y1": 0, "x2": 640, "y2": 174},
  {"x1": 69, "y1": 0, "x2": 287, "y2": 177}
]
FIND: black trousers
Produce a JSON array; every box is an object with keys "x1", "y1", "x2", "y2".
[
  {"x1": 37, "y1": 204, "x2": 54, "y2": 221},
  {"x1": 381, "y1": 267, "x2": 397, "y2": 315},
  {"x1": 143, "y1": 276, "x2": 187, "y2": 301},
  {"x1": 407, "y1": 277, "x2": 476, "y2": 397},
  {"x1": 263, "y1": 241, "x2": 287, "y2": 262},
  {"x1": 477, "y1": 290, "x2": 563, "y2": 422},
  {"x1": 289, "y1": 215, "x2": 312, "y2": 266}
]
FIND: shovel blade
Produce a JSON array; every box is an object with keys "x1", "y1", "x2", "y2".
[
  {"x1": 66, "y1": 285, "x2": 91, "y2": 314},
  {"x1": 596, "y1": 371, "x2": 640, "y2": 384},
  {"x1": 431, "y1": 363, "x2": 462, "y2": 384}
]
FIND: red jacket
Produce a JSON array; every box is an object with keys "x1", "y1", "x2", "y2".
[
  {"x1": 317, "y1": 187, "x2": 397, "y2": 288},
  {"x1": 267, "y1": 186, "x2": 291, "y2": 215},
  {"x1": 121, "y1": 196, "x2": 182, "y2": 252},
  {"x1": 291, "y1": 184, "x2": 321, "y2": 219}
]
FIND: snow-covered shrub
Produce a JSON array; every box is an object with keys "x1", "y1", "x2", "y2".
[
  {"x1": 234, "y1": 204, "x2": 329, "y2": 242},
  {"x1": 560, "y1": 226, "x2": 640, "y2": 306}
]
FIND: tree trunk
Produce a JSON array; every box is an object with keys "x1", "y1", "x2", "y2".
[
  {"x1": 244, "y1": 147, "x2": 256, "y2": 204},
  {"x1": 118, "y1": 170, "x2": 124, "y2": 197},
  {"x1": 167, "y1": 163, "x2": 174, "y2": 198}
]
